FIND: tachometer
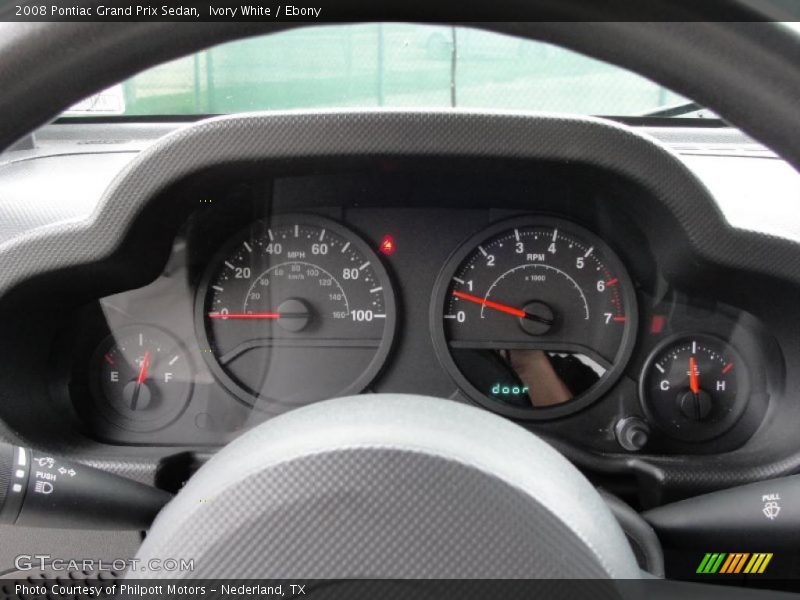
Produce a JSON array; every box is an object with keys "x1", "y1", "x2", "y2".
[
  {"x1": 196, "y1": 215, "x2": 396, "y2": 409},
  {"x1": 431, "y1": 217, "x2": 637, "y2": 419}
]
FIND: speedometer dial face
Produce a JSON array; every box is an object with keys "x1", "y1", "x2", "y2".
[
  {"x1": 431, "y1": 217, "x2": 637, "y2": 419},
  {"x1": 197, "y1": 215, "x2": 396, "y2": 409}
]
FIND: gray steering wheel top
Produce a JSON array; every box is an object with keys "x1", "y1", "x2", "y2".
[{"x1": 136, "y1": 394, "x2": 639, "y2": 578}]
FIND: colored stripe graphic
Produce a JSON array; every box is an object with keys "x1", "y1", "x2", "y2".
[{"x1": 698, "y1": 553, "x2": 773, "y2": 574}]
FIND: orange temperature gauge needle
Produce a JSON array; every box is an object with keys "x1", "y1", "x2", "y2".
[{"x1": 688, "y1": 356, "x2": 700, "y2": 394}]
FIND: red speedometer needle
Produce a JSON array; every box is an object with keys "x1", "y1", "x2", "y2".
[
  {"x1": 136, "y1": 351, "x2": 150, "y2": 385},
  {"x1": 207, "y1": 312, "x2": 281, "y2": 319},
  {"x1": 688, "y1": 356, "x2": 700, "y2": 394},
  {"x1": 452, "y1": 290, "x2": 526, "y2": 318}
]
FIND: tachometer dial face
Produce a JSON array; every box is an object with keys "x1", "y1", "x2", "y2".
[
  {"x1": 431, "y1": 217, "x2": 637, "y2": 419},
  {"x1": 196, "y1": 215, "x2": 396, "y2": 409},
  {"x1": 640, "y1": 334, "x2": 750, "y2": 441}
]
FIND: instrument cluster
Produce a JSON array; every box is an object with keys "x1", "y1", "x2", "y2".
[{"x1": 57, "y1": 180, "x2": 779, "y2": 457}]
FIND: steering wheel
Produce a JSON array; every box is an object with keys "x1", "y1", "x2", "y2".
[{"x1": 1, "y1": 5, "x2": 799, "y2": 580}]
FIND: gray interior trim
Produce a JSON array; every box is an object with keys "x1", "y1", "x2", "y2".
[
  {"x1": 5, "y1": 122, "x2": 797, "y2": 244},
  {"x1": 0, "y1": 110, "x2": 797, "y2": 307}
]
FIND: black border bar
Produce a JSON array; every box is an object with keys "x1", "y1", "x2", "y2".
[{"x1": 2, "y1": 0, "x2": 800, "y2": 22}]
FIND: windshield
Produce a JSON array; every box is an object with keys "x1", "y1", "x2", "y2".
[{"x1": 63, "y1": 24, "x2": 700, "y2": 119}]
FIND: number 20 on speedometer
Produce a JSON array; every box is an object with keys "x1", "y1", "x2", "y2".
[{"x1": 431, "y1": 217, "x2": 637, "y2": 419}]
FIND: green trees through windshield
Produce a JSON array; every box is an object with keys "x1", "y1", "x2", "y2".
[{"x1": 66, "y1": 24, "x2": 687, "y2": 117}]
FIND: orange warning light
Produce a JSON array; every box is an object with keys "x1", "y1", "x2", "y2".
[{"x1": 379, "y1": 235, "x2": 396, "y2": 255}]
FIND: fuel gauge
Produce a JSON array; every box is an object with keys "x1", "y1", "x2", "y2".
[
  {"x1": 91, "y1": 326, "x2": 192, "y2": 432},
  {"x1": 640, "y1": 334, "x2": 750, "y2": 442}
]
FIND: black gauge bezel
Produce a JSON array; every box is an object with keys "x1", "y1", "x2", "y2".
[
  {"x1": 89, "y1": 324, "x2": 194, "y2": 433},
  {"x1": 430, "y1": 216, "x2": 638, "y2": 420},
  {"x1": 195, "y1": 213, "x2": 397, "y2": 410},
  {"x1": 639, "y1": 332, "x2": 751, "y2": 442}
]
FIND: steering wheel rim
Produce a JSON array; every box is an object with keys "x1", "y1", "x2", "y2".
[{"x1": 135, "y1": 394, "x2": 642, "y2": 579}]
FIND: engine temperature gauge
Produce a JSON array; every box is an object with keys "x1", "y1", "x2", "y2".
[
  {"x1": 91, "y1": 326, "x2": 193, "y2": 432},
  {"x1": 640, "y1": 334, "x2": 750, "y2": 442}
]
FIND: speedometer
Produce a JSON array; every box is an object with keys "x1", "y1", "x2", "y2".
[
  {"x1": 431, "y1": 217, "x2": 637, "y2": 419},
  {"x1": 196, "y1": 214, "x2": 396, "y2": 409}
]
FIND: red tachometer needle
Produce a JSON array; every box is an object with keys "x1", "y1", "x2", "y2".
[
  {"x1": 452, "y1": 290, "x2": 526, "y2": 318},
  {"x1": 136, "y1": 351, "x2": 150, "y2": 385},
  {"x1": 688, "y1": 356, "x2": 700, "y2": 394},
  {"x1": 207, "y1": 312, "x2": 281, "y2": 320}
]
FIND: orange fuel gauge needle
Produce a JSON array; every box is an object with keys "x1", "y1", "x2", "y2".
[
  {"x1": 131, "y1": 351, "x2": 150, "y2": 411},
  {"x1": 136, "y1": 351, "x2": 150, "y2": 385},
  {"x1": 688, "y1": 355, "x2": 700, "y2": 395}
]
